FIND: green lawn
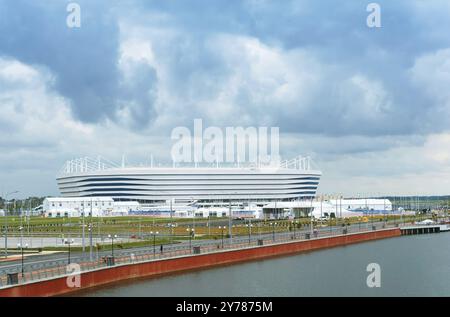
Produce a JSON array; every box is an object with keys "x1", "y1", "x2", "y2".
[{"x1": 0, "y1": 213, "x2": 445, "y2": 239}]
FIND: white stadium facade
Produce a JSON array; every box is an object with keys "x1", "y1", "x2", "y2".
[
  {"x1": 51, "y1": 157, "x2": 397, "y2": 219},
  {"x1": 56, "y1": 156, "x2": 322, "y2": 204}
]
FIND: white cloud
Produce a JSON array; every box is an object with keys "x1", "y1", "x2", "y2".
[
  {"x1": 0, "y1": 57, "x2": 170, "y2": 196},
  {"x1": 116, "y1": 19, "x2": 406, "y2": 139},
  {"x1": 0, "y1": 59, "x2": 40, "y2": 84},
  {"x1": 338, "y1": 74, "x2": 392, "y2": 118},
  {"x1": 410, "y1": 48, "x2": 450, "y2": 110},
  {"x1": 280, "y1": 131, "x2": 450, "y2": 196},
  {"x1": 423, "y1": 133, "x2": 450, "y2": 165},
  {"x1": 204, "y1": 34, "x2": 322, "y2": 123}
]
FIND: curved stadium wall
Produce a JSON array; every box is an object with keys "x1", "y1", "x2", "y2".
[{"x1": 57, "y1": 167, "x2": 322, "y2": 203}]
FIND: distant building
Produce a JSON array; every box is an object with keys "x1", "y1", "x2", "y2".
[
  {"x1": 0, "y1": 209, "x2": 5, "y2": 216},
  {"x1": 43, "y1": 197, "x2": 144, "y2": 218},
  {"x1": 262, "y1": 198, "x2": 395, "y2": 219},
  {"x1": 43, "y1": 197, "x2": 115, "y2": 218},
  {"x1": 107, "y1": 201, "x2": 141, "y2": 216}
]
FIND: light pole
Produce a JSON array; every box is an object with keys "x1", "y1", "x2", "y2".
[
  {"x1": 17, "y1": 242, "x2": 28, "y2": 278},
  {"x1": 228, "y1": 192, "x2": 238, "y2": 244},
  {"x1": 18, "y1": 224, "x2": 25, "y2": 275},
  {"x1": 228, "y1": 198, "x2": 232, "y2": 243},
  {"x1": 190, "y1": 196, "x2": 196, "y2": 232},
  {"x1": 88, "y1": 223, "x2": 93, "y2": 261},
  {"x1": 186, "y1": 228, "x2": 194, "y2": 251},
  {"x1": 310, "y1": 197, "x2": 314, "y2": 235},
  {"x1": 18, "y1": 225, "x2": 24, "y2": 253},
  {"x1": 245, "y1": 221, "x2": 253, "y2": 245},
  {"x1": 64, "y1": 238, "x2": 74, "y2": 264},
  {"x1": 139, "y1": 217, "x2": 142, "y2": 238},
  {"x1": 82, "y1": 202, "x2": 85, "y2": 253},
  {"x1": 169, "y1": 223, "x2": 176, "y2": 244},
  {"x1": 107, "y1": 234, "x2": 117, "y2": 258},
  {"x1": 150, "y1": 231, "x2": 159, "y2": 256},
  {"x1": 219, "y1": 226, "x2": 226, "y2": 248},
  {"x1": 270, "y1": 222, "x2": 276, "y2": 242},
  {"x1": 3, "y1": 190, "x2": 19, "y2": 258}
]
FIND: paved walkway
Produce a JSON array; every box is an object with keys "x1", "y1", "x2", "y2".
[{"x1": 0, "y1": 251, "x2": 63, "y2": 262}]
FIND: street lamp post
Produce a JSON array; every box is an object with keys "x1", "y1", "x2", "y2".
[
  {"x1": 186, "y1": 228, "x2": 194, "y2": 251},
  {"x1": 107, "y1": 234, "x2": 117, "y2": 258},
  {"x1": 18, "y1": 225, "x2": 24, "y2": 252},
  {"x1": 88, "y1": 223, "x2": 93, "y2": 261},
  {"x1": 400, "y1": 209, "x2": 403, "y2": 226},
  {"x1": 169, "y1": 223, "x2": 175, "y2": 244},
  {"x1": 228, "y1": 199, "x2": 232, "y2": 243},
  {"x1": 227, "y1": 192, "x2": 238, "y2": 244},
  {"x1": 82, "y1": 203, "x2": 85, "y2": 254},
  {"x1": 245, "y1": 222, "x2": 253, "y2": 245},
  {"x1": 3, "y1": 190, "x2": 19, "y2": 258},
  {"x1": 150, "y1": 231, "x2": 159, "y2": 256},
  {"x1": 207, "y1": 216, "x2": 210, "y2": 236},
  {"x1": 310, "y1": 198, "x2": 314, "y2": 235},
  {"x1": 270, "y1": 222, "x2": 276, "y2": 242},
  {"x1": 219, "y1": 226, "x2": 226, "y2": 248},
  {"x1": 17, "y1": 242, "x2": 28, "y2": 278},
  {"x1": 190, "y1": 196, "x2": 196, "y2": 233},
  {"x1": 64, "y1": 238, "x2": 74, "y2": 264}
]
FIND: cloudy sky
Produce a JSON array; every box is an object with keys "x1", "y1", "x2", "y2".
[{"x1": 0, "y1": 0, "x2": 450, "y2": 198}]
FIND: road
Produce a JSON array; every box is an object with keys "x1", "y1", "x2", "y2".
[{"x1": 1, "y1": 236, "x2": 133, "y2": 249}]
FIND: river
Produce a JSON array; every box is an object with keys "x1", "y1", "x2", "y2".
[{"x1": 76, "y1": 233, "x2": 450, "y2": 296}]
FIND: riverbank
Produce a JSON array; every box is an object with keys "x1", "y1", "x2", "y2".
[{"x1": 0, "y1": 227, "x2": 400, "y2": 297}]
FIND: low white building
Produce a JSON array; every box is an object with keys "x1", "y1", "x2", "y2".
[
  {"x1": 43, "y1": 197, "x2": 116, "y2": 217},
  {"x1": 262, "y1": 199, "x2": 395, "y2": 219},
  {"x1": 0, "y1": 209, "x2": 5, "y2": 216},
  {"x1": 43, "y1": 196, "x2": 396, "y2": 219},
  {"x1": 105, "y1": 201, "x2": 141, "y2": 216},
  {"x1": 331, "y1": 199, "x2": 393, "y2": 214}
]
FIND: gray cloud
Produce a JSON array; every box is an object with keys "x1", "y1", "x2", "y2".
[
  {"x1": 0, "y1": 0, "x2": 158, "y2": 127},
  {"x1": 0, "y1": 0, "x2": 121, "y2": 122},
  {"x1": 1, "y1": 0, "x2": 450, "y2": 196},
  {"x1": 2, "y1": 0, "x2": 450, "y2": 136},
  {"x1": 116, "y1": 60, "x2": 158, "y2": 127}
]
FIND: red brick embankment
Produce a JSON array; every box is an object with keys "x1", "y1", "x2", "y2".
[{"x1": 0, "y1": 228, "x2": 401, "y2": 297}]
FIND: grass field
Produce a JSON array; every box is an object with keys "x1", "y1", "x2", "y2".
[{"x1": 0, "y1": 213, "x2": 436, "y2": 237}]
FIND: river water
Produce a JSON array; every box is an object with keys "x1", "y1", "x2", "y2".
[{"x1": 77, "y1": 233, "x2": 450, "y2": 296}]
